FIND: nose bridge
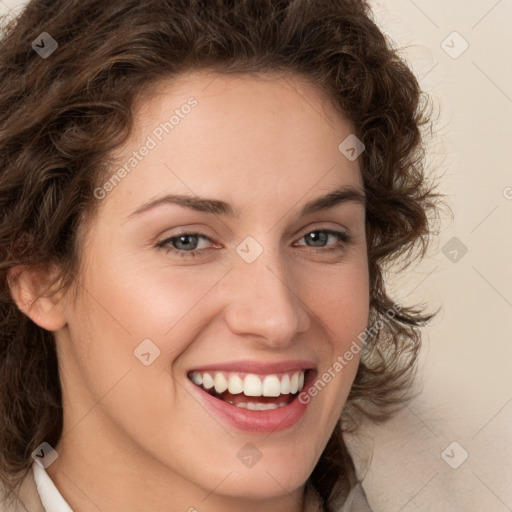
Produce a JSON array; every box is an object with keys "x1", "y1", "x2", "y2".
[{"x1": 224, "y1": 242, "x2": 310, "y2": 345}]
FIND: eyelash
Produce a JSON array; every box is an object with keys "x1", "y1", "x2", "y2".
[{"x1": 155, "y1": 229, "x2": 352, "y2": 259}]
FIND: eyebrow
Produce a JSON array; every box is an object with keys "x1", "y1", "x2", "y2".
[{"x1": 126, "y1": 185, "x2": 366, "y2": 220}]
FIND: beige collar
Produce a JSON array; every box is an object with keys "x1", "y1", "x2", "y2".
[{"x1": 1, "y1": 465, "x2": 45, "y2": 512}]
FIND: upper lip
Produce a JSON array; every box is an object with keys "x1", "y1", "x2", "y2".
[{"x1": 188, "y1": 360, "x2": 317, "y2": 375}]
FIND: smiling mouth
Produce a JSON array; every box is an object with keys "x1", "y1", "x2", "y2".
[{"x1": 187, "y1": 369, "x2": 308, "y2": 410}]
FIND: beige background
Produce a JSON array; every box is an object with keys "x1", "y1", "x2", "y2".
[
  {"x1": 2, "y1": 0, "x2": 512, "y2": 510},
  {"x1": 349, "y1": 1, "x2": 512, "y2": 511}
]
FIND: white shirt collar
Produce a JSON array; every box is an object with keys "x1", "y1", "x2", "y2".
[{"x1": 32, "y1": 461, "x2": 73, "y2": 512}]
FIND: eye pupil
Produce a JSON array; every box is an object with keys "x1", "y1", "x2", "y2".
[
  {"x1": 175, "y1": 234, "x2": 198, "y2": 250},
  {"x1": 307, "y1": 231, "x2": 327, "y2": 247}
]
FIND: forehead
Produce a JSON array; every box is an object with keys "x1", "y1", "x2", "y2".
[
  {"x1": 128, "y1": 68, "x2": 356, "y2": 156},
  {"x1": 99, "y1": 69, "x2": 363, "y2": 222},
  {"x1": 135, "y1": 68, "x2": 344, "y2": 124}
]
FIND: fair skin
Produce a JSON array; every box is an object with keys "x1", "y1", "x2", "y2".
[{"x1": 10, "y1": 70, "x2": 369, "y2": 512}]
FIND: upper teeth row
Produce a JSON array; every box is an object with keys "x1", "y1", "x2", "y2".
[{"x1": 189, "y1": 370, "x2": 306, "y2": 397}]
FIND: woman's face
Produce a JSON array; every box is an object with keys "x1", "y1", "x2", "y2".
[{"x1": 52, "y1": 70, "x2": 369, "y2": 508}]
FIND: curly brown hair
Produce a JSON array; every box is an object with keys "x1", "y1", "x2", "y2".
[{"x1": 0, "y1": 0, "x2": 438, "y2": 507}]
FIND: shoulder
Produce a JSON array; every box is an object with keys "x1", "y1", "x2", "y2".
[
  {"x1": 0, "y1": 466, "x2": 45, "y2": 512},
  {"x1": 341, "y1": 482, "x2": 374, "y2": 512},
  {"x1": 327, "y1": 482, "x2": 373, "y2": 512}
]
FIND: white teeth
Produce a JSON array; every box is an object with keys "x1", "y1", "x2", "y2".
[
  {"x1": 243, "y1": 374, "x2": 263, "y2": 396},
  {"x1": 290, "y1": 372, "x2": 299, "y2": 394},
  {"x1": 189, "y1": 369, "x2": 308, "y2": 397},
  {"x1": 190, "y1": 372, "x2": 203, "y2": 386},
  {"x1": 262, "y1": 375, "x2": 281, "y2": 397},
  {"x1": 214, "y1": 373, "x2": 228, "y2": 394},
  {"x1": 280, "y1": 374, "x2": 291, "y2": 394},
  {"x1": 246, "y1": 402, "x2": 280, "y2": 410},
  {"x1": 236, "y1": 402, "x2": 287, "y2": 410},
  {"x1": 202, "y1": 372, "x2": 214, "y2": 389},
  {"x1": 227, "y1": 374, "x2": 244, "y2": 394}
]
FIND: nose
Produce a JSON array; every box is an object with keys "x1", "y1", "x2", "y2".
[{"x1": 222, "y1": 247, "x2": 311, "y2": 348}]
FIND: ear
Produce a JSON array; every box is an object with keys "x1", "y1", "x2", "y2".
[{"x1": 7, "y1": 264, "x2": 67, "y2": 331}]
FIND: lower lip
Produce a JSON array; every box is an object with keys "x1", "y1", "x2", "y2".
[{"x1": 189, "y1": 372, "x2": 315, "y2": 433}]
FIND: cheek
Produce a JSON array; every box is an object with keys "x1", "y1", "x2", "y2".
[
  {"x1": 62, "y1": 261, "x2": 203, "y2": 436},
  {"x1": 80, "y1": 252, "x2": 203, "y2": 334},
  {"x1": 68, "y1": 256, "x2": 228, "y2": 378},
  {"x1": 305, "y1": 258, "x2": 370, "y2": 340},
  {"x1": 301, "y1": 258, "x2": 369, "y2": 396}
]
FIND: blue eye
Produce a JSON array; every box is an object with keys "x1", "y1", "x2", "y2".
[
  {"x1": 156, "y1": 229, "x2": 351, "y2": 259},
  {"x1": 297, "y1": 229, "x2": 350, "y2": 250},
  {"x1": 156, "y1": 233, "x2": 212, "y2": 258}
]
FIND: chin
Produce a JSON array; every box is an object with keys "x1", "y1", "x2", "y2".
[{"x1": 215, "y1": 469, "x2": 310, "y2": 501}]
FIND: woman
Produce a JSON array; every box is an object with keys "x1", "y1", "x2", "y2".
[{"x1": 0, "y1": 0, "x2": 437, "y2": 510}]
